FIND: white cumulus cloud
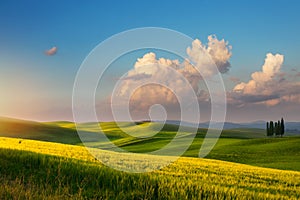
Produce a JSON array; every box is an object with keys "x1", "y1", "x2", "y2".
[
  {"x1": 116, "y1": 35, "x2": 232, "y2": 104},
  {"x1": 187, "y1": 35, "x2": 232, "y2": 77},
  {"x1": 231, "y1": 53, "x2": 300, "y2": 106},
  {"x1": 233, "y1": 53, "x2": 284, "y2": 95}
]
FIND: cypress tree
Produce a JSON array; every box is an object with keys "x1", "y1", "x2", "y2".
[
  {"x1": 276, "y1": 121, "x2": 281, "y2": 136},
  {"x1": 275, "y1": 122, "x2": 278, "y2": 136},
  {"x1": 266, "y1": 122, "x2": 270, "y2": 136},
  {"x1": 281, "y1": 118, "x2": 285, "y2": 137},
  {"x1": 270, "y1": 121, "x2": 274, "y2": 136}
]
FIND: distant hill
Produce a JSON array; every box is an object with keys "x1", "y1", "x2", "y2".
[{"x1": 165, "y1": 120, "x2": 300, "y2": 134}]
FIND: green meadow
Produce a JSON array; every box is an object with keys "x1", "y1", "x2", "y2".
[
  {"x1": 0, "y1": 117, "x2": 300, "y2": 199},
  {"x1": 1, "y1": 117, "x2": 298, "y2": 171}
]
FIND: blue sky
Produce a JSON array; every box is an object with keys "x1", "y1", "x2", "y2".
[{"x1": 1, "y1": 0, "x2": 300, "y2": 122}]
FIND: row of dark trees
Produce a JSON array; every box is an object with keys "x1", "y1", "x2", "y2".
[{"x1": 266, "y1": 118, "x2": 285, "y2": 137}]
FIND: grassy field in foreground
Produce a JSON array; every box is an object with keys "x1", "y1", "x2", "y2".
[
  {"x1": 1, "y1": 117, "x2": 300, "y2": 171},
  {"x1": 0, "y1": 137, "x2": 300, "y2": 199}
]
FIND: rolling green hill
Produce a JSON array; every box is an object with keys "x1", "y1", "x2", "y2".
[
  {"x1": 0, "y1": 117, "x2": 81, "y2": 144},
  {"x1": 0, "y1": 117, "x2": 299, "y2": 171}
]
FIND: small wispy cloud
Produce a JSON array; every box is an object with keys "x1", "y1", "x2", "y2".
[
  {"x1": 45, "y1": 46, "x2": 57, "y2": 56},
  {"x1": 229, "y1": 76, "x2": 240, "y2": 83}
]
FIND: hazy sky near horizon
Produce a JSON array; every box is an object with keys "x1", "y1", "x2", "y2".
[{"x1": 1, "y1": 0, "x2": 300, "y2": 122}]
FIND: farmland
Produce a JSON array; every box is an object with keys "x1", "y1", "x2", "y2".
[
  {"x1": 54, "y1": 121, "x2": 300, "y2": 171},
  {"x1": 0, "y1": 117, "x2": 300, "y2": 198},
  {"x1": 0, "y1": 137, "x2": 300, "y2": 199},
  {"x1": 1, "y1": 117, "x2": 299, "y2": 171}
]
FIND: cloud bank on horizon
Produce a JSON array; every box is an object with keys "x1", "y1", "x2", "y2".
[{"x1": 107, "y1": 34, "x2": 300, "y2": 120}]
